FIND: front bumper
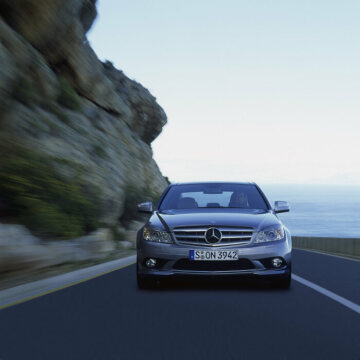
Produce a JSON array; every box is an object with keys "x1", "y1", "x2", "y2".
[{"x1": 137, "y1": 236, "x2": 292, "y2": 278}]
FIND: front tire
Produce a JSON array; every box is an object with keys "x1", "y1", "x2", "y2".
[
  {"x1": 137, "y1": 274, "x2": 156, "y2": 290},
  {"x1": 137, "y1": 262, "x2": 156, "y2": 290},
  {"x1": 273, "y1": 274, "x2": 291, "y2": 289},
  {"x1": 273, "y1": 264, "x2": 291, "y2": 289}
]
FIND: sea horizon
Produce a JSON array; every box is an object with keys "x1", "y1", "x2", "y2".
[{"x1": 260, "y1": 184, "x2": 360, "y2": 238}]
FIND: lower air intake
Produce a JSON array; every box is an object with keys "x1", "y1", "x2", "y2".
[{"x1": 173, "y1": 258, "x2": 255, "y2": 271}]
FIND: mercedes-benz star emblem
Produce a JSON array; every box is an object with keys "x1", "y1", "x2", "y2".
[{"x1": 205, "y1": 227, "x2": 222, "y2": 244}]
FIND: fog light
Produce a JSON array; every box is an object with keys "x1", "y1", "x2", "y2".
[
  {"x1": 145, "y1": 258, "x2": 157, "y2": 268},
  {"x1": 272, "y1": 258, "x2": 283, "y2": 268}
]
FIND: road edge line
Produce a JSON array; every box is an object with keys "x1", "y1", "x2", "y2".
[
  {"x1": 0, "y1": 258, "x2": 136, "y2": 311},
  {"x1": 294, "y1": 248, "x2": 360, "y2": 262},
  {"x1": 293, "y1": 273, "x2": 360, "y2": 315}
]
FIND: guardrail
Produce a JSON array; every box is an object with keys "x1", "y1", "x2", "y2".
[{"x1": 292, "y1": 236, "x2": 360, "y2": 259}]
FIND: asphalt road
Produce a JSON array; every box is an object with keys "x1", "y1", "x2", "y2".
[{"x1": 0, "y1": 249, "x2": 359, "y2": 360}]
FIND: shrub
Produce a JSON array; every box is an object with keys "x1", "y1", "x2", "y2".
[
  {"x1": 57, "y1": 77, "x2": 82, "y2": 111},
  {"x1": 39, "y1": 103, "x2": 70, "y2": 127},
  {"x1": 52, "y1": 106, "x2": 71, "y2": 126},
  {"x1": 103, "y1": 60, "x2": 114, "y2": 69},
  {"x1": 0, "y1": 146, "x2": 101, "y2": 238},
  {"x1": 12, "y1": 77, "x2": 34, "y2": 106},
  {"x1": 120, "y1": 185, "x2": 161, "y2": 226},
  {"x1": 21, "y1": 198, "x2": 83, "y2": 239},
  {"x1": 93, "y1": 144, "x2": 108, "y2": 159}
]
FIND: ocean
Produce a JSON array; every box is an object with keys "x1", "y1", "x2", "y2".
[{"x1": 260, "y1": 184, "x2": 360, "y2": 238}]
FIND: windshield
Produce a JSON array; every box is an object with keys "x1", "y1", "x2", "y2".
[{"x1": 159, "y1": 183, "x2": 269, "y2": 211}]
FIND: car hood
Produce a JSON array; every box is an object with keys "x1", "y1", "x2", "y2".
[{"x1": 148, "y1": 209, "x2": 280, "y2": 232}]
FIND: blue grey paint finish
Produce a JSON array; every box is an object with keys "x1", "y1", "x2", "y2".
[{"x1": 137, "y1": 182, "x2": 292, "y2": 286}]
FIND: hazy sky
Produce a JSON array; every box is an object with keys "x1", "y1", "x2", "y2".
[{"x1": 88, "y1": 0, "x2": 360, "y2": 185}]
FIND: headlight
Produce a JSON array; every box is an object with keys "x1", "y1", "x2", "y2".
[
  {"x1": 254, "y1": 225, "x2": 285, "y2": 243},
  {"x1": 143, "y1": 227, "x2": 173, "y2": 244}
]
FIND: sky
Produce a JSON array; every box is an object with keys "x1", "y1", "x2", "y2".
[{"x1": 88, "y1": 0, "x2": 360, "y2": 185}]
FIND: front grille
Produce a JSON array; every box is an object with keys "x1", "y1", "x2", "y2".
[
  {"x1": 173, "y1": 258, "x2": 255, "y2": 271},
  {"x1": 173, "y1": 226, "x2": 253, "y2": 246}
]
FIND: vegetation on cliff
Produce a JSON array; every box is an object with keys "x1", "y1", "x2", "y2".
[{"x1": 0, "y1": 144, "x2": 101, "y2": 238}]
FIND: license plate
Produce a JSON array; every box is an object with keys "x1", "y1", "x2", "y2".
[{"x1": 189, "y1": 250, "x2": 238, "y2": 261}]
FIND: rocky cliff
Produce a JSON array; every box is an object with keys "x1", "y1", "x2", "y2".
[{"x1": 0, "y1": 0, "x2": 168, "y2": 238}]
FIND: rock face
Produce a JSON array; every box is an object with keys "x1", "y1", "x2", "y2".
[
  {"x1": 0, "y1": 0, "x2": 168, "y2": 228},
  {"x1": 0, "y1": 223, "x2": 120, "y2": 274}
]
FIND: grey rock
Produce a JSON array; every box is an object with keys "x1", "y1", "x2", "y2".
[
  {"x1": 0, "y1": 246, "x2": 58, "y2": 273},
  {"x1": 0, "y1": 224, "x2": 40, "y2": 246},
  {"x1": 117, "y1": 241, "x2": 134, "y2": 250},
  {"x1": 0, "y1": 0, "x2": 90, "y2": 60},
  {"x1": 0, "y1": 224, "x2": 118, "y2": 273},
  {"x1": 79, "y1": 0, "x2": 98, "y2": 33},
  {"x1": 0, "y1": 0, "x2": 168, "y2": 228},
  {"x1": 74, "y1": 228, "x2": 115, "y2": 254},
  {"x1": 0, "y1": 0, "x2": 167, "y2": 141}
]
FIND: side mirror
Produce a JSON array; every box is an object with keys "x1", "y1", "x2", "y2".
[
  {"x1": 274, "y1": 201, "x2": 290, "y2": 213},
  {"x1": 137, "y1": 202, "x2": 153, "y2": 214}
]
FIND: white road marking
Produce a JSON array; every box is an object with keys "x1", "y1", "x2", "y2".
[
  {"x1": 0, "y1": 255, "x2": 136, "y2": 310},
  {"x1": 293, "y1": 273, "x2": 360, "y2": 315}
]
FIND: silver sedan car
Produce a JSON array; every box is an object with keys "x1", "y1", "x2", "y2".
[{"x1": 137, "y1": 182, "x2": 291, "y2": 289}]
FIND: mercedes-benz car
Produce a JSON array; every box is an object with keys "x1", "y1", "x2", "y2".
[{"x1": 136, "y1": 182, "x2": 291, "y2": 289}]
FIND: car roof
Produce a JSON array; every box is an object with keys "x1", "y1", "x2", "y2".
[{"x1": 170, "y1": 181, "x2": 256, "y2": 186}]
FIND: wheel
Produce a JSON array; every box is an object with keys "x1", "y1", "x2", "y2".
[
  {"x1": 272, "y1": 263, "x2": 292, "y2": 289},
  {"x1": 273, "y1": 268, "x2": 291, "y2": 289},
  {"x1": 137, "y1": 262, "x2": 156, "y2": 289},
  {"x1": 137, "y1": 274, "x2": 156, "y2": 289},
  {"x1": 273, "y1": 275, "x2": 291, "y2": 289}
]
